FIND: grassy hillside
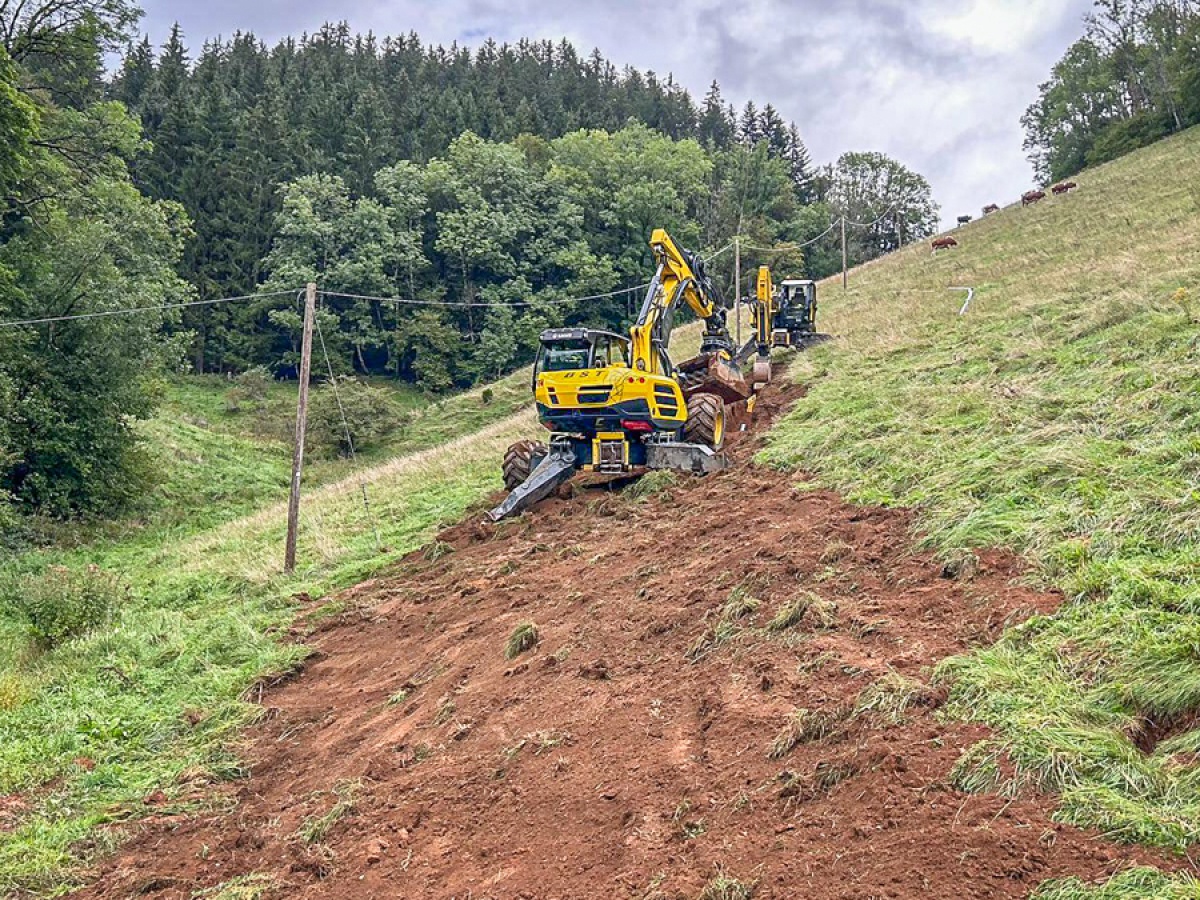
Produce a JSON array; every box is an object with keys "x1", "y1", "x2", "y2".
[
  {"x1": 763, "y1": 125, "x2": 1200, "y2": 871},
  {"x1": 0, "y1": 372, "x2": 537, "y2": 894}
]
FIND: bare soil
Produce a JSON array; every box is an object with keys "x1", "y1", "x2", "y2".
[{"x1": 74, "y1": 380, "x2": 1179, "y2": 900}]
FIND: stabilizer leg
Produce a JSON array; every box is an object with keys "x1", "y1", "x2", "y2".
[{"x1": 487, "y1": 447, "x2": 578, "y2": 521}]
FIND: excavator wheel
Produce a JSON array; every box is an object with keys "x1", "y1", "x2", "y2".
[
  {"x1": 683, "y1": 392, "x2": 726, "y2": 451},
  {"x1": 502, "y1": 439, "x2": 547, "y2": 490}
]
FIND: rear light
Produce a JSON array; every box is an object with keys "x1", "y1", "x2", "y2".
[
  {"x1": 540, "y1": 420, "x2": 554, "y2": 430},
  {"x1": 621, "y1": 419, "x2": 654, "y2": 432}
]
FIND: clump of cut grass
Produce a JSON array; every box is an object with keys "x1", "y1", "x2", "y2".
[
  {"x1": 295, "y1": 780, "x2": 361, "y2": 845},
  {"x1": 853, "y1": 671, "x2": 926, "y2": 723},
  {"x1": 804, "y1": 597, "x2": 838, "y2": 630},
  {"x1": 698, "y1": 867, "x2": 756, "y2": 900},
  {"x1": 194, "y1": 873, "x2": 280, "y2": 900},
  {"x1": 423, "y1": 540, "x2": 454, "y2": 562},
  {"x1": 505, "y1": 621, "x2": 539, "y2": 659},
  {"x1": 768, "y1": 706, "x2": 850, "y2": 759},
  {"x1": 766, "y1": 590, "x2": 823, "y2": 633},
  {"x1": 625, "y1": 469, "x2": 678, "y2": 500},
  {"x1": 778, "y1": 758, "x2": 863, "y2": 801},
  {"x1": 686, "y1": 583, "x2": 762, "y2": 662},
  {"x1": 722, "y1": 583, "x2": 761, "y2": 621},
  {"x1": 949, "y1": 740, "x2": 1005, "y2": 795}
]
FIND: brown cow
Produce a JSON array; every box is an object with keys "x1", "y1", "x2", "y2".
[
  {"x1": 931, "y1": 236, "x2": 958, "y2": 251},
  {"x1": 982, "y1": 203, "x2": 1000, "y2": 215},
  {"x1": 1051, "y1": 181, "x2": 1078, "y2": 195},
  {"x1": 1022, "y1": 190, "x2": 1046, "y2": 206}
]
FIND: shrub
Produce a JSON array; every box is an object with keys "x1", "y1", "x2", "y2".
[
  {"x1": 225, "y1": 366, "x2": 273, "y2": 413},
  {"x1": 480, "y1": 387, "x2": 494, "y2": 406},
  {"x1": 307, "y1": 377, "x2": 405, "y2": 457},
  {"x1": 3, "y1": 565, "x2": 124, "y2": 649}
]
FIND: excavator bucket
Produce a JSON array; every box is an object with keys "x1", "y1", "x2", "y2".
[
  {"x1": 675, "y1": 353, "x2": 753, "y2": 404},
  {"x1": 487, "y1": 446, "x2": 578, "y2": 521}
]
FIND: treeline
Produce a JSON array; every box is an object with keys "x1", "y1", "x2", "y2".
[
  {"x1": 1023, "y1": 0, "x2": 1200, "y2": 183},
  {"x1": 109, "y1": 23, "x2": 813, "y2": 305},
  {"x1": 111, "y1": 22, "x2": 938, "y2": 383}
]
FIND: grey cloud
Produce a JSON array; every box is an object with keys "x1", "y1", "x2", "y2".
[{"x1": 137, "y1": 0, "x2": 1094, "y2": 227}]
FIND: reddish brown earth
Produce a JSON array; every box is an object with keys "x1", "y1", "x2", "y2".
[{"x1": 74, "y1": 382, "x2": 1178, "y2": 900}]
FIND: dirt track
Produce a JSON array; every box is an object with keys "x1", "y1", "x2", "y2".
[{"x1": 76, "y1": 381, "x2": 1177, "y2": 899}]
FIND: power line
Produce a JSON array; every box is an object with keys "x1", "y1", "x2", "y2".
[
  {"x1": 740, "y1": 220, "x2": 839, "y2": 254},
  {"x1": 843, "y1": 201, "x2": 902, "y2": 229},
  {"x1": 698, "y1": 241, "x2": 735, "y2": 263},
  {"x1": 0, "y1": 288, "x2": 300, "y2": 329},
  {"x1": 320, "y1": 283, "x2": 652, "y2": 308}
]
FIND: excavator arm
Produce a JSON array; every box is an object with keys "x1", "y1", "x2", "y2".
[{"x1": 629, "y1": 229, "x2": 735, "y2": 375}]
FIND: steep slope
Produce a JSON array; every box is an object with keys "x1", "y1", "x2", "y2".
[
  {"x1": 69, "y1": 383, "x2": 1182, "y2": 899},
  {"x1": 764, "y1": 126, "x2": 1200, "y2": 858}
]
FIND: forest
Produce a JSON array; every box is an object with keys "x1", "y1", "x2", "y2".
[
  {"x1": 1022, "y1": 0, "x2": 1200, "y2": 182},
  {"x1": 0, "y1": 1, "x2": 938, "y2": 520}
]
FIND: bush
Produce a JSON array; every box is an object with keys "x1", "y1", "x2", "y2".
[
  {"x1": 3, "y1": 565, "x2": 124, "y2": 649},
  {"x1": 307, "y1": 377, "x2": 405, "y2": 457},
  {"x1": 225, "y1": 366, "x2": 273, "y2": 413}
]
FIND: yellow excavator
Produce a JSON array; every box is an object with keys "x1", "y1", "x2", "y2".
[
  {"x1": 747, "y1": 265, "x2": 829, "y2": 388},
  {"x1": 488, "y1": 229, "x2": 754, "y2": 521}
]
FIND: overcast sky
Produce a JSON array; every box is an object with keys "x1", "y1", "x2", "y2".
[{"x1": 135, "y1": 0, "x2": 1093, "y2": 229}]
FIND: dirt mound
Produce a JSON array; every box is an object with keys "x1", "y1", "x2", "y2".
[{"x1": 74, "y1": 381, "x2": 1176, "y2": 899}]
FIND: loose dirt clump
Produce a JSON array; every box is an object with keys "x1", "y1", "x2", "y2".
[{"x1": 74, "y1": 379, "x2": 1179, "y2": 900}]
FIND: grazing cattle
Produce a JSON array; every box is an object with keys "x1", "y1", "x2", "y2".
[
  {"x1": 1022, "y1": 190, "x2": 1046, "y2": 206},
  {"x1": 957, "y1": 214, "x2": 972, "y2": 226},
  {"x1": 931, "y1": 236, "x2": 958, "y2": 251},
  {"x1": 982, "y1": 203, "x2": 1000, "y2": 215},
  {"x1": 1051, "y1": 181, "x2": 1078, "y2": 195}
]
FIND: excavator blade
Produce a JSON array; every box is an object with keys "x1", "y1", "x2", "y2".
[{"x1": 487, "y1": 447, "x2": 578, "y2": 522}]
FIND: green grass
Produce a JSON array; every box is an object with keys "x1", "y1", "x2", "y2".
[
  {"x1": 1032, "y1": 868, "x2": 1200, "y2": 899},
  {"x1": 761, "y1": 125, "x2": 1200, "y2": 856},
  {"x1": 0, "y1": 369, "x2": 538, "y2": 895}
]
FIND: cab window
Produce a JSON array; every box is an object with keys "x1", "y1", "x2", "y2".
[
  {"x1": 593, "y1": 337, "x2": 628, "y2": 368},
  {"x1": 538, "y1": 341, "x2": 591, "y2": 373}
]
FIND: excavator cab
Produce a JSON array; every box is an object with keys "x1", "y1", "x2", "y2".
[
  {"x1": 773, "y1": 279, "x2": 819, "y2": 347},
  {"x1": 533, "y1": 329, "x2": 630, "y2": 377}
]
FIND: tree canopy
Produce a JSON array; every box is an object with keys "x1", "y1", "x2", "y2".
[{"x1": 1023, "y1": 0, "x2": 1200, "y2": 183}]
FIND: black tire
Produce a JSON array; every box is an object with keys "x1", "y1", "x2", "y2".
[
  {"x1": 502, "y1": 440, "x2": 547, "y2": 490},
  {"x1": 683, "y1": 393, "x2": 726, "y2": 450}
]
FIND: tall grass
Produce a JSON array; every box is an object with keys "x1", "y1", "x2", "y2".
[{"x1": 761, "y1": 126, "x2": 1200, "y2": 853}]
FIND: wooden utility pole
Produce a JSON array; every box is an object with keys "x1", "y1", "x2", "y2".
[
  {"x1": 734, "y1": 235, "x2": 741, "y2": 346},
  {"x1": 841, "y1": 215, "x2": 848, "y2": 291},
  {"x1": 284, "y1": 282, "x2": 316, "y2": 575}
]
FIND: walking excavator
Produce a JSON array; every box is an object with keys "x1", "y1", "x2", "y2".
[
  {"x1": 487, "y1": 235, "x2": 830, "y2": 521},
  {"x1": 488, "y1": 229, "x2": 753, "y2": 521}
]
